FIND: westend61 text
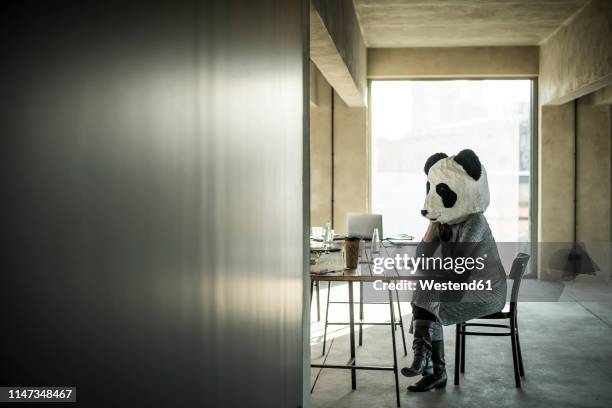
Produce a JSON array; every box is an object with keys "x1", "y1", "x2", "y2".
[{"x1": 373, "y1": 279, "x2": 493, "y2": 292}]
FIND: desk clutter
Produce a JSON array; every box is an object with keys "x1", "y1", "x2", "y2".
[
  {"x1": 310, "y1": 248, "x2": 345, "y2": 275},
  {"x1": 311, "y1": 216, "x2": 415, "y2": 273}
]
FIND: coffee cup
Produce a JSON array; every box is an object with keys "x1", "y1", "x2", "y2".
[{"x1": 344, "y1": 236, "x2": 360, "y2": 269}]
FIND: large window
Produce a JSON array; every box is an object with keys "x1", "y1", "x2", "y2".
[{"x1": 371, "y1": 80, "x2": 533, "y2": 242}]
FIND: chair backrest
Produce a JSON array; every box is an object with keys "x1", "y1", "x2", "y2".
[
  {"x1": 347, "y1": 213, "x2": 383, "y2": 239},
  {"x1": 509, "y1": 253, "x2": 530, "y2": 313}
]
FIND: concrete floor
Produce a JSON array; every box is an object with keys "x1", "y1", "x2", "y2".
[{"x1": 310, "y1": 283, "x2": 612, "y2": 408}]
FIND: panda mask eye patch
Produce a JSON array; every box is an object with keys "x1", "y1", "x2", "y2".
[{"x1": 435, "y1": 183, "x2": 457, "y2": 208}]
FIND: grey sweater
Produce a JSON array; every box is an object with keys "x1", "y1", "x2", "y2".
[{"x1": 412, "y1": 213, "x2": 507, "y2": 325}]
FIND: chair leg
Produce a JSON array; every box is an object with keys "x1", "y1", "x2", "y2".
[
  {"x1": 316, "y1": 281, "x2": 321, "y2": 322},
  {"x1": 454, "y1": 323, "x2": 461, "y2": 385},
  {"x1": 510, "y1": 319, "x2": 522, "y2": 388},
  {"x1": 389, "y1": 284, "x2": 397, "y2": 332},
  {"x1": 460, "y1": 324, "x2": 466, "y2": 374},
  {"x1": 321, "y1": 282, "x2": 331, "y2": 356},
  {"x1": 515, "y1": 316, "x2": 525, "y2": 377},
  {"x1": 394, "y1": 289, "x2": 408, "y2": 356},
  {"x1": 359, "y1": 282, "x2": 364, "y2": 346}
]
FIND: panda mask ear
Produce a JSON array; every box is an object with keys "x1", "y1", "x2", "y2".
[
  {"x1": 424, "y1": 152, "x2": 448, "y2": 175},
  {"x1": 454, "y1": 149, "x2": 482, "y2": 180}
]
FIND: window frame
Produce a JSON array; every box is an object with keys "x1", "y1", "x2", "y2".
[{"x1": 367, "y1": 78, "x2": 539, "y2": 278}]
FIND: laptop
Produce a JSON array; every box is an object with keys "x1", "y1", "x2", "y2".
[{"x1": 346, "y1": 213, "x2": 383, "y2": 240}]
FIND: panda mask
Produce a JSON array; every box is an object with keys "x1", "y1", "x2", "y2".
[{"x1": 422, "y1": 149, "x2": 490, "y2": 225}]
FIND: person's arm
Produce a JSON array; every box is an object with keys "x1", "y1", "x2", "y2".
[
  {"x1": 422, "y1": 222, "x2": 438, "y2": 243},
  {"x1": 415, "y1": 222, "x2": 440, "y2": 259}
]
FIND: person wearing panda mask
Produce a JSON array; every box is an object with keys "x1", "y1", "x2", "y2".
[{"x1": 401, "y1": 149, "x2": 507, "y2": 392}]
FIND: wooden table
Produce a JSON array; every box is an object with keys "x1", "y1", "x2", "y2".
[{"x1": 310, "y1": 240, "x2": 426, "y2": 407}]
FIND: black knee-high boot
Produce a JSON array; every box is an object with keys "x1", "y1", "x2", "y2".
[
  {"x1": 408, "y1": 338, "x2": 448, "y2": 392},
  {"x1": 400, "y1": 320, "x2": 436, "y2": 377}
]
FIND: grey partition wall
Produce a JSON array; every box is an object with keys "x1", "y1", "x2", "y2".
[{"x1": 0, "y1": 1, "x2": 307, "y2": 407}]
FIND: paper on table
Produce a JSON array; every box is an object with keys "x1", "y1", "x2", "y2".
[
  {"x1": 311, "y1": 264, "x2": 345, "y2": 275},
  {"x1": 386, "y1": 234, "x2": 414, "y2": 241}
]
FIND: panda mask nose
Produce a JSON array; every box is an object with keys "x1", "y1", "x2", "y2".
[{"x1": 421, "y1": 209, "x2": 428, "y2": 216}]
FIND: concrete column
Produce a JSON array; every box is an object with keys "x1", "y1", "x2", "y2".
[
  {"x1": 310, "y1": 64, "x2": 333, "y2": 227},
  {"x1": 309, "y1": 73, "x2": 369, "y2": 234},
  {"x1": 576, "y1": 100, "x2": 611, "y2": 281},
  {"x1": 538, "y1": 99, "x2": 612, "y2": 281},
  {"x1": 333, "y1": 91, "x2": 369, "y2": 234},
  {"x1": 538, "y1": 102, "x2": 575, "y2": 279}
]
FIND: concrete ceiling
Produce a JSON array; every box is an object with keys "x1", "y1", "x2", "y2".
[{"x1": 354, "y1": 0, "x2": 589, "y2": 47}]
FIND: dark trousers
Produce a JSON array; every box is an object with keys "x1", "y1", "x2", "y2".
[{"x1": 412, "y1": 305, "x2": 438, "y2": 322}]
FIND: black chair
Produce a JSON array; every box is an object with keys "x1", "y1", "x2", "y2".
[{"x1": 454, "y1": 253, "x2": 530, "y2": 388}]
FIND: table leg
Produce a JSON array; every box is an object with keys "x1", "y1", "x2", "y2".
[
  {"x1": 395, "y1": 289, "x2": 408, "y2": 356},
  {"x1": 316, "y1": 280, "x2": 321, "y2": 321},
  {"x1": 348, "y1": 281, "x2": 356, "y2": 389},
  {"x1": 310, "y1": 280, "x2": 314, "y2": 314},
  {"x1": 359, "y1": 282, "x2": 364, "y2": 346},
  {"x1": 388, "y1": 289, "x2": 400, "y2": 407}
]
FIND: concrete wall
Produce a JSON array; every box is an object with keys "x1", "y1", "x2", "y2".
[
  {"x1": 310, "y1": 64, "x2": 333, "y2": 227},
  {"x1": 537, "y1": 0, "x2": 612, "y2": 280},
  {"x1": 538, "y1": 103, "x2": 575, "y2": 279},
  {"x1": 582, "y1": 84, "x2": 612, "y2": 106},
  {"x1": 312, "y1": 0, "x2": 367, "y2": 101},
  {"x1": 368, "y1": 46, "x2": 539, "y2": 79},
  {"x1": 309, "y1": 0, "x2": 368, "y2": 232},
  {"x1": 538, "y1": 103, "x2": 576, "y2": 243},
  {"x1": 539, "y1": 0, "x2": 612, "y2": 105},
  {"x1": 538, "y1": 98, "x2": 612, "y2": 281},
  {"x1": 576, "y1": 100, "x2": 611, "y2": 280},
  {"x1": 576, "y1": 101, "x2": 611, "y2": 243},
  {"x1": 309, "y1": 69, "x2": 369, "y2": 234},
  {"x1": 333, "y1": 91, "x2": 369, "y2": 235},
  {"x1": 311, "y1": 3, "x2": 364, "y2": 107}
]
